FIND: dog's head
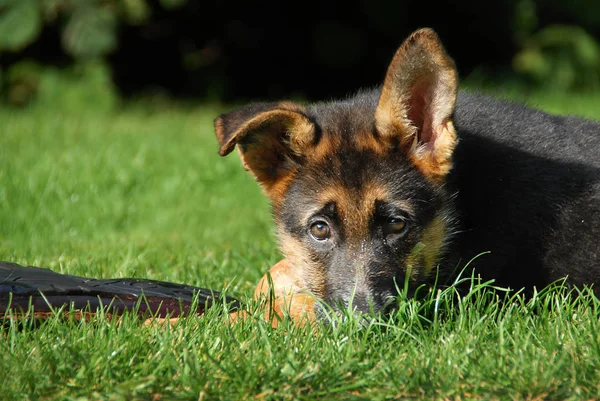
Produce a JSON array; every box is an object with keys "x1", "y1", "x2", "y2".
[{"x1": 215, "y1": 28, "x2": 458, "y2": 314}]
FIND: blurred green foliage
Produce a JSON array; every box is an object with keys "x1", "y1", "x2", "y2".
[
  {"x1": 512, "y1": 0, "x2": 600, "y2": 90},
  {"x1": 6, "y1": 60, "x2": 118, "y2": 111},
  {"x1": 513, "y1": 25, "x2": 600, "y2": 90},
  {"x1": 0, "y1": 0, "x2": 187, "y2": 106},
  {"x1": 0, "y1": 0, "x2": 599, "y2": 106},
  {"x1": 0, "y1": 0, "x2": 186, "y2": 57}
]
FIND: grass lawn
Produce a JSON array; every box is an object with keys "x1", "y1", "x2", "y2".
[{"x1": 1, "y1": 89, "x2": 600, "y2": 400}]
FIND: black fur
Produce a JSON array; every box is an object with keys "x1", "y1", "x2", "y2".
[{"x1": 450, "y1": 92, "x2": 600, "y2": 293}]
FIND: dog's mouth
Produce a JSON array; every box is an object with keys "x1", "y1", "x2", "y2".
[
  {"x1": 312, "y1": 295, "x2": 399, "y2": 328},
  {"x1": 315, "y1": 288, "x2": 400, "y2": 318}
]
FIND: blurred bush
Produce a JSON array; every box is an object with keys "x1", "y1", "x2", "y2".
[
  {"x1": 0, "y1": 0, "x2": 599, "y2": 106},
  {"x1": 0, "y1": 0, "x2": 187, "y2": 107},
  {"x1": 513, "y1": 25, "x2": 600, "y2": 90},
  {"x1": 511, "y1": 0, "x2": 600, "y2": 91},
  {"x1": 6, "y1": 60, "x2": 117, "y2": 111},
  {"x1": 0, "y1": 0, "x2": 186, "y2": 57}
]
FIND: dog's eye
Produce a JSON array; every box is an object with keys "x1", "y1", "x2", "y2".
[
  {"x1": 385, "y1": 217, "x2": 407, "y2": 236},
  {"x1": 309, "y1": 221, "x2": 331, "y2": 241}
]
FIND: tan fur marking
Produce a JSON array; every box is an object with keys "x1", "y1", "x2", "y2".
[
  {"x1": 279, "y1": 231, "x2": 326, "y2": 298},
  {"x1": 308, "y1": 131, "x2": 388, "y2": 163},
  {"x1": 420, "y1": 214, "x2": 448, "y2": 276},
  {"x1": 309, "y1": 132, "x2": 342, "y2": 162},
  {"x1": 313, "y1": 183, "x2": 413, "y2": 242},
  {"x1": 274, "y1": 102, "x2": 316, "y2": 155},
  {"x1": 404, "y1": 214, "x2": 448, "y2": 279},
  {"x1": 352, "y1": 131, "x2": 389, "y2": 155},
  {"x1": 267, "y1": 168, "x2": 298, "y2": 209}
]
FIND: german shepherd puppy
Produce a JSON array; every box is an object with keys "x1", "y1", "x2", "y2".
[{"x1": 214, "y1": 28, "x2": 600, "y2": 316}]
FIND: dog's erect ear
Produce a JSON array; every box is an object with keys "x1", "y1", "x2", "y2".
[
  {"x1": 214, "y1": 101, "x2": 316, "y2": 194},
  {"x1": 375, "y1": 28, "x2": 458, "y2": 183}
]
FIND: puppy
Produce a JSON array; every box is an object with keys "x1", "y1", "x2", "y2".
[{"x1": 215, "y1": 28, "x2": 600, "y2": 321}]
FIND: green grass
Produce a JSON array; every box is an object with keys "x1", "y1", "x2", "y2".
[{"x1": 1, "y1": 89, "x2": 600, "y2": 400}]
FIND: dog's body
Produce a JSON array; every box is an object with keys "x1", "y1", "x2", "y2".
[
  {"x1": 448, "y1": 92, "x2": 600, "y2": 292},
  {"x1": 215, "y1": 28, "x2": 600, "y2": 317}
]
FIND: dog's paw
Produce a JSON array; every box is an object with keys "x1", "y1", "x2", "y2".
[{"x1": 254, "y1": 259, "x2": 317, "y2": 328}]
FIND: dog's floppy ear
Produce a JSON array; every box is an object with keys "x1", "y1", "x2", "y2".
[
  {"x1": 375, "y1": 28, "x2": 458, "y2": 183},
  {"x1": 214, "y1": 101, "x2": 316, "y2": 194}
]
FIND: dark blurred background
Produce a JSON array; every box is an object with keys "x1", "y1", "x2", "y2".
[{"x1": 1, "y1": 0, "x2": 600, "y2": 106}]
